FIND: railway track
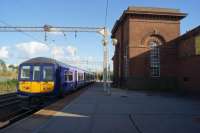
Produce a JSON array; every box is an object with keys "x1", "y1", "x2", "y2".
[
  {"x1": 0, "y1": 84, "x2": 93, "y2": 129},
  {"x1": 0, "y1": 105, "x2": 39, "y2": 128},
  {"x1": 0, "y1": 95, "x2": 50, "y2": 129},
  {"x1": 0, "y1": 93, "x2": 17, "y2": 101},
  {"x1": 0, "y1": 93, "x2": 24, "y2": 128},
  {"x1": 0, "y1": 93, "x2": 60, "y2": 129},
  {"x1": 0, "y1": 93, "x2": 21, "y2": 109}
]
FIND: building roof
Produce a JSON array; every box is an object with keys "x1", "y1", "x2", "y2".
[
  {"x1": 112, "y1": 6, "x2": 187, "y2": 37},
  {"x1": 170, "y1": 25, "x2": 200, "y2": 43},
  {"x1": 127, "y1": 7, "x2": 182, "y2": 14}
]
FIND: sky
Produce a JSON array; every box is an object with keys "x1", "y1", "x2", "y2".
[{"x1": 0, "y1": 0, "x2": 200, "y2": 71}]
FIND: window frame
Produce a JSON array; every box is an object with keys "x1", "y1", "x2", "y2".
[
  {"x1": 20, "y1": 65, "x2": 31, "y2": 80},
  {"x1": 149, "y1": 41, "x2": 160, "y2": 77},
  {"x1": 64, "y1": 70, "x2": 74, "y2": 82},
  {"x1": 33, "y1": 66, "x2": 41, "y2": 81},
  {"x1": 42, "y1": 66, "x2": 54, "y2": 81},
  {"x1": 78, "y1": 72, "x2": 84, "y2": 81}
]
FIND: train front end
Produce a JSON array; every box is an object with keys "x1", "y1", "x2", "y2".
[{"x1": 17, "y1": 64, "x2": 55, "y2": 97}]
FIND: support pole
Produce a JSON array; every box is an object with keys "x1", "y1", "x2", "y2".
[
  {"x1": 102, "y1": 27, "x2": 110, "y2": 95},
  {"x1": 103, "y1": 34, "x2": 107, "y2": 92}
]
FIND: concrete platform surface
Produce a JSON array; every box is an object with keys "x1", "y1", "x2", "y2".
[{"x1": 1, "y1": 83, "x2": 200, "y2": 133}]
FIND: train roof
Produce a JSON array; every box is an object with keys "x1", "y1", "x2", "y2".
[
  {"x1": 21, "y1": 57, "x2": 57, "y2": 64},
  {"x1": 20, "y1": 57, "x2": 94, "y2": 74},
  {"x1": 21, "y1": 57, "x2": 75, "y2": 68}
]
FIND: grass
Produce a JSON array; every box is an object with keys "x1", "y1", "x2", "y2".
[
  {"x1": 0, "y1": 71, "x2": 18, "y2": 80},
  {"x1": 0, "y1": 79, "x2": 18, "y2": 95},
  {"x1": 0, "y1": 72, "x2": 18, "y2": 95}
]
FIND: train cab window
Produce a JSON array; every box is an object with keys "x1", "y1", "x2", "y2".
[
  {"x1": 64, "y1": 71, "x2": 73, "y2": 82},
  {"x1": 43, "y1": 66, "x2": 53, "y2": 81},
  {"x1": 20, "y1": 66, "x2": 30, "y2": 80},
  {"x1": 33, "y1": 66, "x2": 40, "y2": 81}
]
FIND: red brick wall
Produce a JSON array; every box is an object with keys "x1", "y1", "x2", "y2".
[
  {"x1": 177, "y1": 36, "x2": 200, "y2": 92},
  {"x1": 113, "y1": 25, "x2": 122, "y2": 83},
  {"x1": 129, "y1": 18, "x2": 180, "y2": 47},
  {"x1": 160, "y1": 43, "x2": 177, "y2": 77},
  {"x1": 177, "y1": 56, "x2": 200, "y2": 92},
  {"x1": 113, "y1": 17, "x2": 130, "y2": 85},
  {"x1": 128, "y1": 17, "x2": 180, "y2": 77},
  {"x1": 177, "y1": 37, "x2": 195, "y2": 58},
  {"x1": 111, "y1": 8, "x2": 195, "y2": 91},
  {"x1": 129, "y1": 47, "x2": 149, "y2": 76}
]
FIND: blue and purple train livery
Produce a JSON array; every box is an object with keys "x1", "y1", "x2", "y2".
[{"x1": 17, "y1": 57, "x2": 95, "y2": 97}]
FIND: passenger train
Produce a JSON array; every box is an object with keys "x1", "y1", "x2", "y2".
[{"x1": 17, "y1": 57, "x2": 95, "y2": 98}]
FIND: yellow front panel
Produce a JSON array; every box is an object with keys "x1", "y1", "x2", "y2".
[
  {"x1": 31, "y1": 82, "x2": 41, "y2": 93},
  {"x1": 19, "y1": 82, "x2": 32, "y2": 93},
  {"x1": 41, "y1": 82, "x2": 55, "y2": 93},
  {"x1": 19, "y1": 81, "x2": 54, "y2": 94}
]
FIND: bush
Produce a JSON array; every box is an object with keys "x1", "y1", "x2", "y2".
[{"x1": 0, "y1": 79, "x2": 18, "y2": 94}]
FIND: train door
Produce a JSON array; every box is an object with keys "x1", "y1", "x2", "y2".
[
  {"x1": 58, "y1": 67, "x2": 66, "y2": 97},
  {"x1": 62, "y1": 68, "x2": 74, "y2": 92},
  {"x1": 62, "y1": 68, "x2": 68, "y2": 92},
  {"x1": 31, "y1": 66, "x2": 41, "y2": 93},
  {"x1": 75, "y1": 71, "x2": 77, "y2": 89}
]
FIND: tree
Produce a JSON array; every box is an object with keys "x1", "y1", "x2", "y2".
[
  {"x1": 0, "y1": 59, "x2": 7, "y2": 72},
  {"x1": 8, "y1": 64, "x2": 15, "y2": 71},
  {"x1": 12, "y1": 65, "x2": 18, "y2": 73}
]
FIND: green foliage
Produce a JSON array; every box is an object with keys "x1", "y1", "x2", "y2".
[
  {"x1": 0, "y1": 71, "x2": 18, "y2": 80},
  {"x1": 0, "y1": 61, "x2": 18, "y2": 80},
  {"x1": 0, "y1": 59, "x2": 7, "y2": 72},
  {"x1": 8, "y1": 64, "x2": 18, "y2": 72},
  {"x1": 0, "y1": 79, "x2": 18, "y2": 94}
]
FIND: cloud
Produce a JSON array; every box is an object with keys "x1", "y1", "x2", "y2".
[
  {"x1": 51, "y1": 45, "x2": 78, "y2": 60},
  {"x1": 0, "y1": 41, "x2": 82, "y2": 66},
  {"x1": 16, "y1": 41, "x2": 49, "y2": 57},
  {"x1": 66, "y1": 46, "x2": 77, "y2": 56},
  {"x1": 51, "y1": 46, "x2": 65, "y2": 60},
  {"x1": 0, "y1": 42, "x2": 101, "y2": 72},
  {"x1": 14, "y1": 41, "x2": 78, "y2": 61},
  {"x1": 0, "y1": 46, "x2": 9, "y2": 59}
]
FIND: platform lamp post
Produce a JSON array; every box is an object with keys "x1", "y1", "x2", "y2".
[{"x1": 112, "y1": 38, "x2": 118, "y2": 46}]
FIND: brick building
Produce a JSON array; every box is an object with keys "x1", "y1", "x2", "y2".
[{"x1": 112, "y1": 7, "x2": 200, "y2": 92}]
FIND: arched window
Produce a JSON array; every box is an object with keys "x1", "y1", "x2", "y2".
[{"x1": 149, "y1": 41, "x2": 160, "y2": 77}]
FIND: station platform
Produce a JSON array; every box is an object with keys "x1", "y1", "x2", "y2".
[{"x1": 1, "y1": 83, "x2": 200, "y2": 133}]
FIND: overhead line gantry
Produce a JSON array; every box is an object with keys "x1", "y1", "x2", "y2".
[{"x1": 0, "y1": 24, "x2": 110, "y2": 94}]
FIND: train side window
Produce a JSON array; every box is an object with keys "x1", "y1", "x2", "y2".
[
  {"x1": 33, "y1": 66, "x2": 40, "y2": 81},
  {"x1": 43, "y1": 66, "x2": 53, "y2": 81},
  {"x1": 78, "y1": 72, "x2": 84, "y2": 81},
  {"x1": 64, "y1": 71, "x2": 73, "y2": 82},
  {"x1": 20, "y1": 66, "x2": 30, "y2": 80}
]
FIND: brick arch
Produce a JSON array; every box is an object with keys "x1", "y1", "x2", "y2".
[
  {"x1": 146, "y1": 36, "x2": 164, "y2": 47},
  {"x1": 141, "y1": 30, "x2": 166, "y2": 47}
]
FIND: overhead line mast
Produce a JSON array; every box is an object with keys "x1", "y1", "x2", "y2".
[{"x1": 0, "y1": 24, "x2": 110, "y2": 93}]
